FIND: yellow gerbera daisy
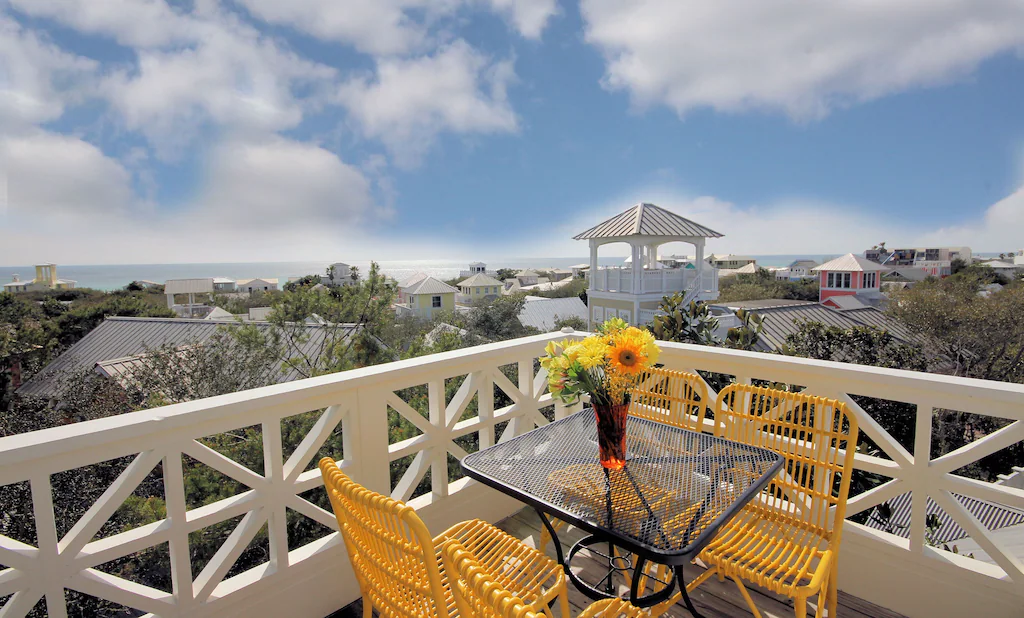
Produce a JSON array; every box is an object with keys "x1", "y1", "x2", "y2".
[{"x1": 607, "y1": 336, "x2": 647, "y2": 375}]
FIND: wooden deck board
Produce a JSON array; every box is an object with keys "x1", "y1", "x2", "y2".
[{"x1": 329, "y1": 508, "x2": 907, "y2": 618}]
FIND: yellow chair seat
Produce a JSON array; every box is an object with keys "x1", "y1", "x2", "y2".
[
  {"x1": 697, "y1": 502, "x2": 830, "y2": 598},
  {"x1": 435, "y1": 519, "x2": 567, "y2": 616}
]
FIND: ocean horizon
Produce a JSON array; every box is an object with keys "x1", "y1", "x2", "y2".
[{"x1": 0, "y1": 254, "x2": 860, "y2": 291}]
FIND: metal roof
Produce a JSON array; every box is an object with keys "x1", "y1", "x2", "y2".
[
  {"x1": 518, "y1": 297, "x2": 588, "y2": 332},
  {"x1": 862, "y1": 491, "x2": 1024, "y2": 544},
  {"x1": 884, "y1": 267, "x2": 930, "y2": 281},
  {"x1": 164, "y1": 278, "x2": 214, "y2": 295},
  {"x1": 457, "y1": 273, "x2": 504, "y2": 287},
  {"x1": 711, "y1": 300, "x2": 916, "y2": 353},
  {"x1": 18, "y1": 317, "x2": 359, "y2": 398},
  {"x1": 573, "y1": 203, "x2": 723, "y2": 240},
  {"x1": 398, "y1": 272, "x2": 429, "y2": 289},
  {"x1": 812, "y1": 253, "x2": 889, "y2": 273},
  {"x1": 405, "y1": 277, "x2": 459, "y2": 295}
]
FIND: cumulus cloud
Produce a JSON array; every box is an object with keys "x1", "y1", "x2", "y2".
[
  {"x1": 7, "y1": 0, "x2": 196, "y2": 48},
  {"x1": 580, "y1": 0, "x2": 1024, "y2": 119},
  {"x1": 1, "y1": 131, "x2": 137, "y2": 218},
  {"x1": 0, "y1": 15, "x2": 98, "y2": 129},
  {"x1": 486, "y1": 0, "x2": 559, "y2": 39},
  {"x1": 196, "y1": 136, "x2": 376, "y2": 225},
  {"x1": 337, "y1": 40, "x2": 518, "y2": 166}
]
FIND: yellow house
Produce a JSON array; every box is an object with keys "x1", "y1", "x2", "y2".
[
  {"x1": 403, "y1": 277, "x2": 457, "y2": 319},
  {"x1": 456, "y1": 273, "x2": 503, "y2": 305}
]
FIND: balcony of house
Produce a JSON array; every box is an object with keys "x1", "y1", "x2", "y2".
[
  {"x1": 591, "y1": 267, "x2": 719, "y2": 298},
  {"x1": 0, "y1": 332, "x2": 1021, "y2": 618}
]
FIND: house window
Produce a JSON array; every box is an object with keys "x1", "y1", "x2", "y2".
[
  {"x1": 827, "y1": 272, "x2": 852, "y2": 288},
  {"x1": 432, "y1": 295, "x2": 442, "y2": 308},
  {"x1": 864, "y1": 272, "x2": 876, "y2": 287}
]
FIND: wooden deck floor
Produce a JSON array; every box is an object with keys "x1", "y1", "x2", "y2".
[{"x1": 330, "y1": 508, "x2": 906, "y2": 618}]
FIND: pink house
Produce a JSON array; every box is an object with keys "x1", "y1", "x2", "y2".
[{"x1": 812, "y1": 253, "x2": 888, "y2": 306}]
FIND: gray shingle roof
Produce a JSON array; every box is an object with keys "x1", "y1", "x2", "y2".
[
  {"x1": 518, "y1": 297, "x2": 587, "y2": 332},
  {"x1": 18, "y1": 317, "x2": 359, "y2": 398},
  {"x1": 573, "y1": 203, "x2": 723, "y2": 240}
]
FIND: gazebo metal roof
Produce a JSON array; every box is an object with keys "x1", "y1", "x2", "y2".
[{"x1": 573, "y1": 202, "x2": 723, "y2": 240}]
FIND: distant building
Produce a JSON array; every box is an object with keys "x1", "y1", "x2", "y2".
[
  {"x1": 864, "y1": 246, "x2": 971, "y2": 278},
  {"x1": 459, "y1": 262, "x2": 498, "y2": 278},
  {"x1": 3, "y1": 264, "x2": 77, "y2": 293},
  {"x1": 397, "y1": 272, "x2": 430, "y2": 304},
  {"x1": 322, "y1": 262, "x2": 357, "y2": 287},
  {"x1": 706, "y1": 254, "x2": 756, "y2": 269},
  {"x1": 812, "y1": 253, "x2": 888, "y2": 307},
  {"x1": 237, "y1": 278, "x2": 279, "y2": 293},
  {"x1": 515, "y1": 270, "x2": 540, "y2": 286},
  {"x1": 164, "y1": 278, "x2": 214, "y2": 316},
  {"x1": 548, "y1": 268, "x2": 573, "y2": 282},
  {"x1": 395, "y1": 276, "x2": 458, "y2": 319},
  {"x1": 774, "y1": 259, "x2": 819, "y2": 281},
  {"x1": 569, "y1": 264, "x2": 590, "y2": 279},
  {"x1": 982, "y1": 260, "x2": 1023, "y2": 276},
  {"x1": 719, "y1": 263, "x2": 759, "y2": 278},
  {"x1": 212, "y1": 277, "x2": 236, "y2": 291},
  {"x1": 456, "y1": 273, "x2": 503, "y2": 305}
]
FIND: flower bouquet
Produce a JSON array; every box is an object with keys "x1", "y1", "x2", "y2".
[{"x1": 540, "y1": 318, "x2": 661, "y2": 469}]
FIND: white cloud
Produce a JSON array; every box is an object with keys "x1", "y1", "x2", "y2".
[
  {"x1": 195, "y1": 136, "x2": 376, "y2": 225},
  {"x1": 487, "y1": 0, "x2": 559, "y2": 39},
  {"x1": 234, "y1": 0, "x2": 445, "y2": 56},
  {"x1": 524, "y1": 185, "x2": 1024, "y2": 258},
  {"x1": 1, "y1": 131, "x2": 137, "y2": 218},
  {"x1": 0, "y1": 15, "x2": 98, "y2": 129},
  {"x1": 580, "y1": 0, "x2": 1024, "y2": 119},
  {"x1": 7, "y1": 0, "x2": 196, "y2": 48},
  {"x1": 337, "y1": 40, "x2": 518, "y2": 166}
]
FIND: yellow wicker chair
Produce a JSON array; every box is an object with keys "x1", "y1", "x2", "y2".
[
  {"x1": 319, "y1": 458, "x2": 570, "y2": 618},
  {"x1": 686, "y1": 385, "x2": 860, "y2": 618},
  {"x1": 441, "y1": 537, "x2": 649, "y2": 617}
]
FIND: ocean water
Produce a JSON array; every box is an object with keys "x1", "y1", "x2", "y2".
[{"x1": 0, "y1": 255, "x2": 838, "y2": 291}]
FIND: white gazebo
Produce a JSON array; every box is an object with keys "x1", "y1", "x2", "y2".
[{"x1": 573, "y1": 202, "x2": 723, "y2": 327}]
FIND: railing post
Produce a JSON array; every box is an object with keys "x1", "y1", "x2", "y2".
[
  {"x1": 428, "y1": 380, "x2": 448, "y2": 500},
  {"x1": 345, "y1": 386, "x2": 392, "y2": 495}
]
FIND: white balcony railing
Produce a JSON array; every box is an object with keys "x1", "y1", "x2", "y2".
[
  {"x1": 0, "y1": 334, "x2": 1021, "y2": 617},
  {"x1": 592, "y1": 267, "x2": 718, "y2": 299}
]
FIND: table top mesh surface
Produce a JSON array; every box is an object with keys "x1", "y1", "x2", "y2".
[{"x1": 462, "y1": 410, "x2": 782, "y2": 558}]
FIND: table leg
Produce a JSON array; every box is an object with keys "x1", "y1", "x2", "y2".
[
  {"x1": 674, "y1": 564, "x2": 704, "y2": 618},
  {"x1": 535, "y1": 509, "x2": 565, "y2": 568}
]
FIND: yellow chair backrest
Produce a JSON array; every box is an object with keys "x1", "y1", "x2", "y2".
[
  {"x1": 319, "y1": 457, "x2": 449, "y2": 618},
  {"x1": 630, "y1": 367, "x2": 708, "y2": 432},
  {"x1": 713, "y1": 385, "x2": 860, "y2": 538}
]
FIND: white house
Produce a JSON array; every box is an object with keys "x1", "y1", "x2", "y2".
[
  {"x1": 459, "y1": 262, "x2": 497, "y2": 278},
  {"x1": 164, "y1": 278, "x2": 214, "y2": 317},
  {"x1": 774, "y1": 259, "x2": 819, "y2": 280},
  {"x1": 576, "y1": 202, "x2": 723, "y2": 328},
  {"x1": 706, "y1": 254, "x2": 756, "y2": 269},
  {"x1": 322, "y1": 263, "x2": 358, "y2": 287},
  {"x1": 212, "y1": 277, "x2": 236, "y2": 291},
  {"x1": 237, "y1": 278, "x2": 279, "y2": 294}
]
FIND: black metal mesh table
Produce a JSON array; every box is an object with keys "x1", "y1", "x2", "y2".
[{"x1": 462, "y1": 410, "x2": 783, "y2": 615}]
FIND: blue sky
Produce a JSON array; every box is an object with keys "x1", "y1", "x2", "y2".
[{"x1": 2, "y1": 0, "x2": 1024, "y2": 264}]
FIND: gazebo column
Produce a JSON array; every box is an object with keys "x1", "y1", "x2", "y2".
[
  {"x1": 589, "y1": 241, "x2": 599, "y2": 289},
  {"x1": 694, "y1": 238, "x2": 705, "y2": 295}
]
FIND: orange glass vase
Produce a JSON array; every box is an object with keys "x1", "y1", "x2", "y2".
[{"x1": 594, "y1": 403, "x2": 628, "y2": 470}]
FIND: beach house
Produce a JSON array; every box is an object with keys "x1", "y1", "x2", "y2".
[
  {"x1": 456, "y1": 273, "x2": 503, "y2": 305},
  {"x1": 395, "y1": 276, "x2": 457, "y2": 319},
  {"x1": 459, "y1": 261, "x2": 497, "y2": 277},
  {"x1": 236, "y1": 278, "x2": 279, "y2": 294},
  {"x1": 575, "y1": 202, "x2": 723, "y2": 327},
  {"x1": 322, "y1": 263, "x2": 357, "y2": 287},
  {"x1": 2, "y1": 264, "x2": 77, "y2": 293},
  {"x1": 813, "y1": 253, "x2": 888, "y2": 307},
  {"x1": 706, "y1": 254, "x2": 756, "y2": 269}
]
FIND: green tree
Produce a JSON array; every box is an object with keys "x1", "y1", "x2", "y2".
[
  {"x1": 723, "y1": 309, "x2": 764, "y2": 350},
  {"x1": 553, "y1": 315, "x2": 587, "y2": 331},
  {"x1": 717, "y1": 267, "x2": 819, "y2": 303},
  {"x1": 495, "y1": 268, "x2": 517, "y2": 281},
  {"x1": 650, "y1": 295, "x2": 720, "y2": 346}
]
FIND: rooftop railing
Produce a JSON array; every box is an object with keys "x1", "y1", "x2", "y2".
[{"x1": 0, "y1": 332, "x2": 1021, "y2": 617}]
